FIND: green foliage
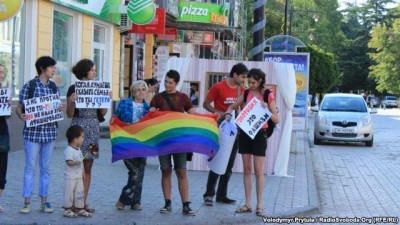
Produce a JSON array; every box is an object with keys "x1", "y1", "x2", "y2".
[
  {"x1": 369, "y1": 18, "x2": 400, "y2": 94},
  {"x1": 300, "y1": 45, "x2": 340, "y2": 93}
]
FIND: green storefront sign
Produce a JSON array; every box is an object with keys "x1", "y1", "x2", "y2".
[
  {"x1": 51, "y1": 0, "x2": 121, "y2": 25},
  {"x1": 177, "y1": 1, "x2": 229, "y2": 26}
]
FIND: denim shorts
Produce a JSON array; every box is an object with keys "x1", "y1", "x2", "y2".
[
  {"x1": 238, "y1": 129, "x2": 268, "y2": 156},
  {"x1": 158, "y1": 153, "x2": 187, "y2": 170}
]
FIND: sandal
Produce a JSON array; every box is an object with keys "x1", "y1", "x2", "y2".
[
  {"x1": 63, "y1": 210, "x2": 77, "y2": 218},
  {"x1": 235, "y1": 205, "x2": 252, "y2": 213},
  {"x1": 256, "y1": 208, "x2": 265, "y2": 217},
  {"x1": 84, "y1": 205, "x2": 95, "y2": 213},
  {"x1": 78, "y1": 209, "x2": 92, "y2": 217}
]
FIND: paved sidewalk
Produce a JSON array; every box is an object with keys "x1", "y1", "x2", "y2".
[{"x1": 0, "y1": 130, "x2": 318, "y2": 225}]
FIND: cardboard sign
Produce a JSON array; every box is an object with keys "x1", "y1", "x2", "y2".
[
  {"x1": 235, "y1": 97, "x2": 272, "y2": 139},
  {"x1": 23, "y1": 94, "x2": 64, "y2": 127},
  {"x1": 75, "y1": 81, "x2": 111, "y2": 109},
  {"x1": 0, "y1": 88, "x2": 11, "y2": 116}
]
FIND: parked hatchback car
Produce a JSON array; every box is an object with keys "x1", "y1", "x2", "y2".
[
  {"x1": 311, "y1": 93, "x2": 376, "y2": 147},
  {"x1": 380, "y1": 96, "x2": 398, "y2": 108},
  {"x1": 366, "y1": 96, "x2": 379, "y2": 108}
]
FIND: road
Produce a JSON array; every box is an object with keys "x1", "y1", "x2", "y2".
[{"x1": 310, "y1": 108, "x2": 400, "y2": 222}]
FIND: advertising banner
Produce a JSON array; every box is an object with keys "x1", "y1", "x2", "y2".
[
  {"x1": 23, "y1": 94, "x2": 64, "y2": 128},
  {"x1": 264, "y1": 52, "x2": 309, "y2": 130},
  {"x1": 180, "y1": 30, "x2": 214, "y2": 45},
  {"x1": 50, "y1": 0, "x2": 121, "y2": 25},
  {"x1": 0, "y1": 88, "x2": 11, "y2": 116},
  {"x1": 0, "y1": 0, "x2": 23, "y2": 22},
  {"x1": 177, "y1": 1, "x2": 229, "y2": 26},
  {"x1": 235, "y1": 97, "x2": 272, "y2": 139},
  {"x1": 130, "y1": 8, "x2": 166, "y2": 34},
  {"x1": 75, "y1": 81, "x2": 111, "y2": 109}
]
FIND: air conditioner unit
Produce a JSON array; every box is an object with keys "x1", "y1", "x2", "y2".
[{"x1": 117, "y1": 13, "x2": 132, "y2": 33}]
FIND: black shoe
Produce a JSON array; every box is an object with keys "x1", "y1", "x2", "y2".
[
  {"x1": 160, "y1": 200, "x2": 172, "y2": 214},
  {"x1": 182, "y1": 202, "x2": 195, "y2": 216},
  {"x1": 216, "y1": 196, "x2": 236, "y2": 204},
  {"x1": 203, "y1": 196, "x2": 213, "y2": 206}
]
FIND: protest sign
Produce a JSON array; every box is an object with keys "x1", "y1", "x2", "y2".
[
  {"x1": 0, "y1": 88, "x2": 11, "y2": 116},
  {"x1": 23, "y1": 94, "x2": 63, "y2": 127},
  {"x1": 235, "y1": 97, "x2": 272, "y2": 139},
  {"x1": 75, "y1": 81, "x2": 111, "y2": 109}
]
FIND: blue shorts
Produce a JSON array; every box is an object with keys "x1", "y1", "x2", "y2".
[{"x1": 158, "y1": 153, "x2": 187, "y2": 170}]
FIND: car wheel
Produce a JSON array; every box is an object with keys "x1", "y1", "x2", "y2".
[
  {"x1": 366, "y1": 137, "x2": 373, "y2": 147},
  {"x1": 314, "y1": 133, "x2": 321, "y2": 145}
]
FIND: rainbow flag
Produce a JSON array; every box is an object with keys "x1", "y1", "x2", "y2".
[{"x1": 110, "y1": 111, "x2": 219, "y2": 162}]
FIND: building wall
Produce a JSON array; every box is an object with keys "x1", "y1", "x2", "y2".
[
  {"x1": 37, "y1": 1, "x2": 52, "y2": 57},
  {"x1": 35, "y1": 0, "x2": 121, "y2": 100}
]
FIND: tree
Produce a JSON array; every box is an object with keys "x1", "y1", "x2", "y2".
[
  {"x1": 368, "y1": 18, "x2": 400, "y2": 94},
  {"x1": 300, "y1": 45, "x2": 340, "y2": 94}
]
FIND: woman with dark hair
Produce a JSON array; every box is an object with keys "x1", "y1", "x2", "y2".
[
  {"x1": 226, "y1": 68, "x2": 279, "y2": 217},
  {"x1": 66, "y1": 59, "x2": 109, "y2": 213},
  {"x1": 150, "y1": 70, "x2": 196, "y2": 216},
  {"x1": 16, "y1": 56, "x2": 63, "y2": 213},
  {"x1": 144, "y1": 78, "x2": 159, "y2": 103}
]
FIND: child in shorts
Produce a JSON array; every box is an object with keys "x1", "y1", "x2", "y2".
[{"x1": 62, "y1": 125, "x2": 92, "y2": 218}]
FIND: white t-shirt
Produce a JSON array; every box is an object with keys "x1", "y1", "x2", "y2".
[{"x1": 64, "y1": 146, "x2": 83, "y2": 179}]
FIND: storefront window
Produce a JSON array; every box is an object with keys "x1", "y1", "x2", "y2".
[
  {"x1": 93, "y1": 24, "x2": 106, "y2": 81},
  {"x1": 0, "y1": 8, "x2": 25, "y2": 97},
  {"x1": 52, "y1": 10, "x2": 73, "y2": 96}
]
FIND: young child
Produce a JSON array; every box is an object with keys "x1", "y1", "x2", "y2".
[{"x1": 62, "y1": 125, "x2": 92, "y2": 218}]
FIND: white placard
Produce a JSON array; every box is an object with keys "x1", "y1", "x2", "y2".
[
  {"x1": 23, "y1": 94, "x2": 64, "y2": 127},
  {"x1": 0, "y1": 88, "x2": 11, "y2": 116},
  {"x1": 235, "y1": 97, "x2": 272, "y2": 139},
  {"x1": 75, "y1": 81, "x2": 111, "y2": 109}
]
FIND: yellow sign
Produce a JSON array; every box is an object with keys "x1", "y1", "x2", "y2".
[
  {"x1": 295, "y1": 72, "x2": 307, "y2": 92},
  {"x1": 0, "y1": 0, "x2": 23, "y2": 22}
]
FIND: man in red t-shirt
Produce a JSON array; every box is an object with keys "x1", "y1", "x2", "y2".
[{"x1": 203, "y1": 63, "x2": 248, "y2": 206}]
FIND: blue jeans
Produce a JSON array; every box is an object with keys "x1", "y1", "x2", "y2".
[{"x1": 23, "y1": 140, "x2": 55, "y2": 198}]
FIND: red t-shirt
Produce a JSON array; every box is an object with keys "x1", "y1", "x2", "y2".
[
  {"x1": 150, "y1": 92, "x2": 193, "y2": 112},
  {"x1": 206, "y1": 80, "x2": 245, "y2": 112}
]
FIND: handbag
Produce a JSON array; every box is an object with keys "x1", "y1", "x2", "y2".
[
  {"x1": 161, "y1": 92, "x2": 193, "y2": 161},
  {"x1": 97, "y1": 109, "x2": 105, "y2": 122},
  {"x1": 0, "y1": 134, "x2": 10, "y2": 153}
]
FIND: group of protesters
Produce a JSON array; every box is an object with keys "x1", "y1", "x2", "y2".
[{"x1": 0, "y1": 58, "x2": 279, "y2": 218}]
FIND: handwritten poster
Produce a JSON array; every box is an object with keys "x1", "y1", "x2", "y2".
[
  {"x1": 23, "y1": 94, "x2": 63, "y2": 127},
  {"x1": 0, "y1": 88, "x2": 11, "y2": 116},
  {"x1": 75, "y1": 81, "x2": 111, "y2": 109},
  {"x1": 235, "y1": 97, "x2": 272, "y2": 139}
]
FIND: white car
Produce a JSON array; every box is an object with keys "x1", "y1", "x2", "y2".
[
  {"x1": 380, "y1": 96, "x2": 398, "y2": 109},
  {"x1": 311, "y1": 93, "x2": 377, "y2": 147}
]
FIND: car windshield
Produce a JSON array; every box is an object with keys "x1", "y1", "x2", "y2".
[
  {"x1": 321, "y1": 97, "x2": 367, "y2": 112},
  {"x1": 386, "y1": 96, "x2": 397, "y2": 101}
]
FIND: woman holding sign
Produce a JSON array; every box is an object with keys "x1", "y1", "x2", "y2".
[
  {"x1": 226, "y1": 68, "x2": 279, "y2": 217},
  {"x1": 66, "y1": 59, "x2": 109, "y2": 213},
  {"x1": 16, "y1": 56, "x2": 63, "y2": 214},
  {"x1": 0, "y1": 63, "x2": 11, "y2": 213}
]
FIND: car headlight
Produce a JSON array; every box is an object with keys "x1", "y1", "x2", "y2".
[
  {"x1": 319, "y1": 115, "x2": 327, "y2": 124},
  {"x1": 363, "y1": 115, "x2": 372, "y2": 126}
]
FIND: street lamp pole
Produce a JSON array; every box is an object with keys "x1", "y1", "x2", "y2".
[
  {"x1": 252, "y1": 0, "x2": 266, "y2": 61},
  {"x1": 284, "y1": 0, "x2": 288, "y2": 35}
]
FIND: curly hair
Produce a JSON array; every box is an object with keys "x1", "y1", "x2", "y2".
[{"x1": 72, "y1": 59, "x2": 94, "y2": 80}]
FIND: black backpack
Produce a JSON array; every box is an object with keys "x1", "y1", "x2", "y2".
[{"x1": 243, "y1": 89, "x2": 275, "y2": 138}]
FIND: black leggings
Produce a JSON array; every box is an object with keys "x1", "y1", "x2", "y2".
[{"x1": 0, "y1": 152, "x2": 8, "y2": 190}]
